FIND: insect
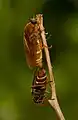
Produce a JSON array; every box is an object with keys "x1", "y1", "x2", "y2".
[
  {"x1": 23, "y1": 14, "x2": 43, "y2": 68},
  {"x1": 31, "y1": 67, "x2": 48, "y2": 104}
]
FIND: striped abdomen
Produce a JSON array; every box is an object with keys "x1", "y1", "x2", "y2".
[{"x1": 32, "y1": 68, "x2": 48, "y2": 104}]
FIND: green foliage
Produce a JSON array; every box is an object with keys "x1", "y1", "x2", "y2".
[{"x1": 0, "y1": 0, "x2": 78, "y2": 120}]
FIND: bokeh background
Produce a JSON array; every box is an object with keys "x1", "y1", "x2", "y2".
[{"x1": 0, "y1": 0, "x2": 78, "y2": 119}]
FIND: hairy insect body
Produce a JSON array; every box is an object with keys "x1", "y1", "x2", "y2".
[
  {"x1": 31, "y1": 68, "x2": 48, "y2": 104},
  {"x1": 24, "y1": 15, "x2": 43, "y2": 68}
]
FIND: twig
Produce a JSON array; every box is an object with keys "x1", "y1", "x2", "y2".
[{"x1": 39, "y1": 14, "x2": 65, "y2": 120}]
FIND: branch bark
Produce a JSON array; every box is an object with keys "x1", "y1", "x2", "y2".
[{"x1": 39, "y1": 14, "x2": 65, "y2": 120}]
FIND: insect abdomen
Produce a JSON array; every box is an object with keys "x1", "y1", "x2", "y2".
[{"x1": 32, "y1": 68, "x2": 47, "y2": 104}]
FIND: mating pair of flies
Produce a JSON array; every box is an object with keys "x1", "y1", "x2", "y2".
[{"x1": 24, "y1": 14, "x2": 52, "y2": 104}]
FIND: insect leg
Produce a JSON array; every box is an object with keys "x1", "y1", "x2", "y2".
[
  {"x1": 45, "y1": 91, "x2": 50, "y2": 94},
  {"x1": 43, "y1": 44, "x2": 52, "y2": 49},
  {"x1": 47, "y1": 34, "x2": 52, "y2": 40},
  {"x1": 45, "y1": 32, "x2": 48, "y2": 35},
  {"x1": 39, "y1": 41, "x2": 52, "y2": 50},
  {"x1": 46, "y1": 80, "x2": 53, "y2": 84}
]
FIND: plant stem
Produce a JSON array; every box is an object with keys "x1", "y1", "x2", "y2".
[{"x1": 39, "y1": 14, "x2": 65, "y2": 120}]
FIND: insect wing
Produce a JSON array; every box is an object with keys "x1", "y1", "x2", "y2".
[
  {"x1": 24, "y1": 22, "x2": 36, "y2": 68},
  {"x1": 24, "y1": 17, "x2": 43, "y2": 68}
]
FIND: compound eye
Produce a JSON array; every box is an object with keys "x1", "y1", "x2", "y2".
[{"x1": 30, "y1": 18, "x2": 37, "y2": 24}]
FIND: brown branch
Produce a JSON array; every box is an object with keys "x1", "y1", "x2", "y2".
[{"x1": 39, "y1": 14, "x2": 65, "y2": 120}]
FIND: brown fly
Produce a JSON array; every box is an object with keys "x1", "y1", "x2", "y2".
[{"x1": 23, "y1": 14, "x2": 43, "y2": 68}]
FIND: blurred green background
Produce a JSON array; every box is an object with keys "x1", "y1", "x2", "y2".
[{"x1": 0, "y1": 0, "x2": 78, "y2": 119}]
